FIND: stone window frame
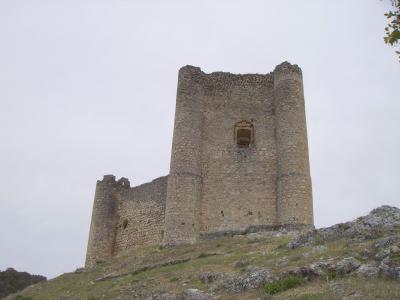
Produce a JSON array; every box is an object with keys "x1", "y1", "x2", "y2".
[{"x1": 234, "y1": 120, "x2": 254, "y2": 148}]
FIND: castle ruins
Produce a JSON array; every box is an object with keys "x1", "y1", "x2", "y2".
[{"x1": 85, "y1": 62, "x2": 314, "y2": 267}]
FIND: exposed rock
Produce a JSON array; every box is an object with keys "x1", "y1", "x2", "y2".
[
  {"x1": 372, "y1": 234, "x2": 400, "y2": 249},
  {"x1": 221, "y1": 268, "x2": 274, "y2": 292},
  {"x1": 379, "y1": 263, "x2": 400, "y2": 280},
  {"x1": 282, "y1": 266, "x2": 319, "y2": 280},
  {"x1": 288, "y1": 206, "x2": 400, "y2": 249},
  {"x1": 356, "y1": 263, "x2": 379, "y2": 277},
  {"x1": 308, "y1": 257, "x2": 361, "y2": 276},
  {"x1": 308, "y1": 258, "x2": 337, "y2": 276},
  {"x1": 154, "y1": 293, "x2": 180, "y2": 300},
  {"x1": 197, "y1": 272, "x2": 222, "y2": 284},
  {"x1": 334, "y1": 257, "x2": 361, "y2": 274},
  {"x1": 375, "y1": 248, "x2": 391, "y2": 261},
  {"x1": 182, "y1": 289, "x2": 211, "y2": 300}
]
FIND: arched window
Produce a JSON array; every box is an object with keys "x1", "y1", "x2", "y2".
[{"x1": 234, "y1": 120, "x2": 253, "y2": 147}]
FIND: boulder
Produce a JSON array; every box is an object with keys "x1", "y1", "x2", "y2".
[
  {"x1": 222, "y1": 268, "x2": 274, "y2": 292},
  {"x1": 356, "y1": 263, "x2": 379, "y2": 277}
]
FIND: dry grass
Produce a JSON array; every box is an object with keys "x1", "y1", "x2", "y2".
[{"x1": 7, "y1": 232, "x2": 400, "y2": 300}]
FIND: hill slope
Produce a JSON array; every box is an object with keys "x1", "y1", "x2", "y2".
[
  {"x1": 0, "y1": 268, "x2": 46, "y2": 299},
  {"x1": 7, "y1": 206, "x2": 400, "y2": 300}
]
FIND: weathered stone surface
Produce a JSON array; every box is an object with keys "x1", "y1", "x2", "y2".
[
  {"x1": 221, "y1": 268, "x2": 274, "y2": 292},
  {"x1": 379, "y1": 263, "x2": 400, "y2": 280},
  {"x1": 197, "y1": 272, "x2": 222, "y2": 284},
  {"x1": 288, "y1": 206, "x2": 400, "y2": 249},
  {"x1": 86, "y1": 63, "x2": 314, "y2": 266},
  {"x1": 356, "y1": 263, "x2": 379, "y2": 277},
  {"x1": 182, "y1": 289, "x2": 211, "y2": 300},
  {"x1": 154, "y1": 293, "x2": 180, "y2": 300},
  {"x1": 334, "y1": 257, "x2": 361, "y2": 275},
  {"x1": 308, "y1": 257, "x2": 361, "y2": 276}
]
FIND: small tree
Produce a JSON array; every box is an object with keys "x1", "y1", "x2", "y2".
[{"x1": 384, "y1": 0, "x2": 400, "y2": 61}]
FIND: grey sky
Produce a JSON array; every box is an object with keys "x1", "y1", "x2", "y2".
[{"x1": 0, "y1": 0, "x2": 399, "y2": 279}]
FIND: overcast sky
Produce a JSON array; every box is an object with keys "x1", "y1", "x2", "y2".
[{"x1": 0, "y1": 0, "x2": 399, "y2": 279}]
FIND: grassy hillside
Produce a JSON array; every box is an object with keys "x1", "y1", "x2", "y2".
[{"x1": 6, "y1": 206, "x2": 400, "y2": 300}]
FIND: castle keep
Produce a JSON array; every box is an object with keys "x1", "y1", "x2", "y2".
[{"x1": 85, "y1": 62, "x2": 313, "y2": 267}]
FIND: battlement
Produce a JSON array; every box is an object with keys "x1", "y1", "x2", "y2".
[
  {"x1": 86, "y1": 62, "x2": 313, "y2": 266},
  {"x1": 273, "y1": 61, "x2": 303, "y2": 84},
  {"x1": 179, "y1": 65, "x2": 274, "y2": 90},
  {"x1": 97, "y1": 175, "x2": 130, "y2": 188}
]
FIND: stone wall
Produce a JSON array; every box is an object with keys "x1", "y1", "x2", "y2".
[
  {"x1": 85, "y1": 175, "x2": 167, "y2": 267},
  {"x1": 163, "y1": 66, "x2": 204, "y2": 245},
  {"x1": 114, "y1": 176, "x2": 168, "y2": 254},
  {"x1": 163, "y1": 62, "x2": 313, "y2": 245},
  {"x1": 86, "y1": 62, "x2": 314, "y2": 265},
  {"x1": 273, "y1": 63, "x2": 313, "y2": 225},
  {"x1": 85, "y1": 175, "x2": 125, "y2": 267},
  {"x1": 199, "y1": 72, "x2": 278, "y2": 234}
]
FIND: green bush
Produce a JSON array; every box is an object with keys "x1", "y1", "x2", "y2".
[
  {"x1": 261, "y1": 276, "x2": 304, "y2": 295},
  {"x1": 326, "y1": 271, "x2": 337, "y2": 280}
]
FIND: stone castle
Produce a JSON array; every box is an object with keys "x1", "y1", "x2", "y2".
[{"x1": 85, "y1": 62, "x2": 314, "y2": 267}]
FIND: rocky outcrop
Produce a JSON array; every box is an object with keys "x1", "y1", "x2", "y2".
[
  {"x1": 288, "y1": 206, "x2": 400, "y2": 249},
  {"x1": 220, "y1": 268, "x2": 274, "y2": 293},
  {"x1": 9, "y1": 205, "x2": 400, "y2": 300}
]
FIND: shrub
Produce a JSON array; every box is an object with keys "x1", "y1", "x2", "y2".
[
  {"x1": 261, "y1": 276, "x2": 304, "y2": 295},
  {"x1": 326, "y1": 271, "x2": 337, "y2": 280}
]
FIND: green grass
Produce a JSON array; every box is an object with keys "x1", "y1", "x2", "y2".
[
  {"x1": 15, "y1": 296, "x2": 33, "y2": 300},
  {"x1": 7, "y1": 229, "x2": 400, "y2": 300},
  {"x1": 391, "y1": 251, "x2": 400, "y2": 264},
  {"x1": 326, "y1": 271, "x2": 337, "y2": 281},
  {"x1": 260, "y1": 276, "x2": 305, "y2": 296}
]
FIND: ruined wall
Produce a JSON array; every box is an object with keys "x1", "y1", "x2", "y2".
[
  {"x1": 85, "y1": 175, "x2": 128, "y2": 267},
  {"x1": 86, "y1": 62, "x2": 314, "y2": 262},
  {"x1": 114, "y1": 176, "x2": 168, "y2": 254},
  {"x1": 85, "y1": 175, "x2": 167, "y2": 267}
]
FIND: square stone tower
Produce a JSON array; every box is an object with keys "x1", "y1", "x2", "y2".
[
  {"x1": 163, "y1": 62, "x2": 313, "y2": 245},
  {"x1": 85, "y1": 62, "x2": 313, "y2": 267}
]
